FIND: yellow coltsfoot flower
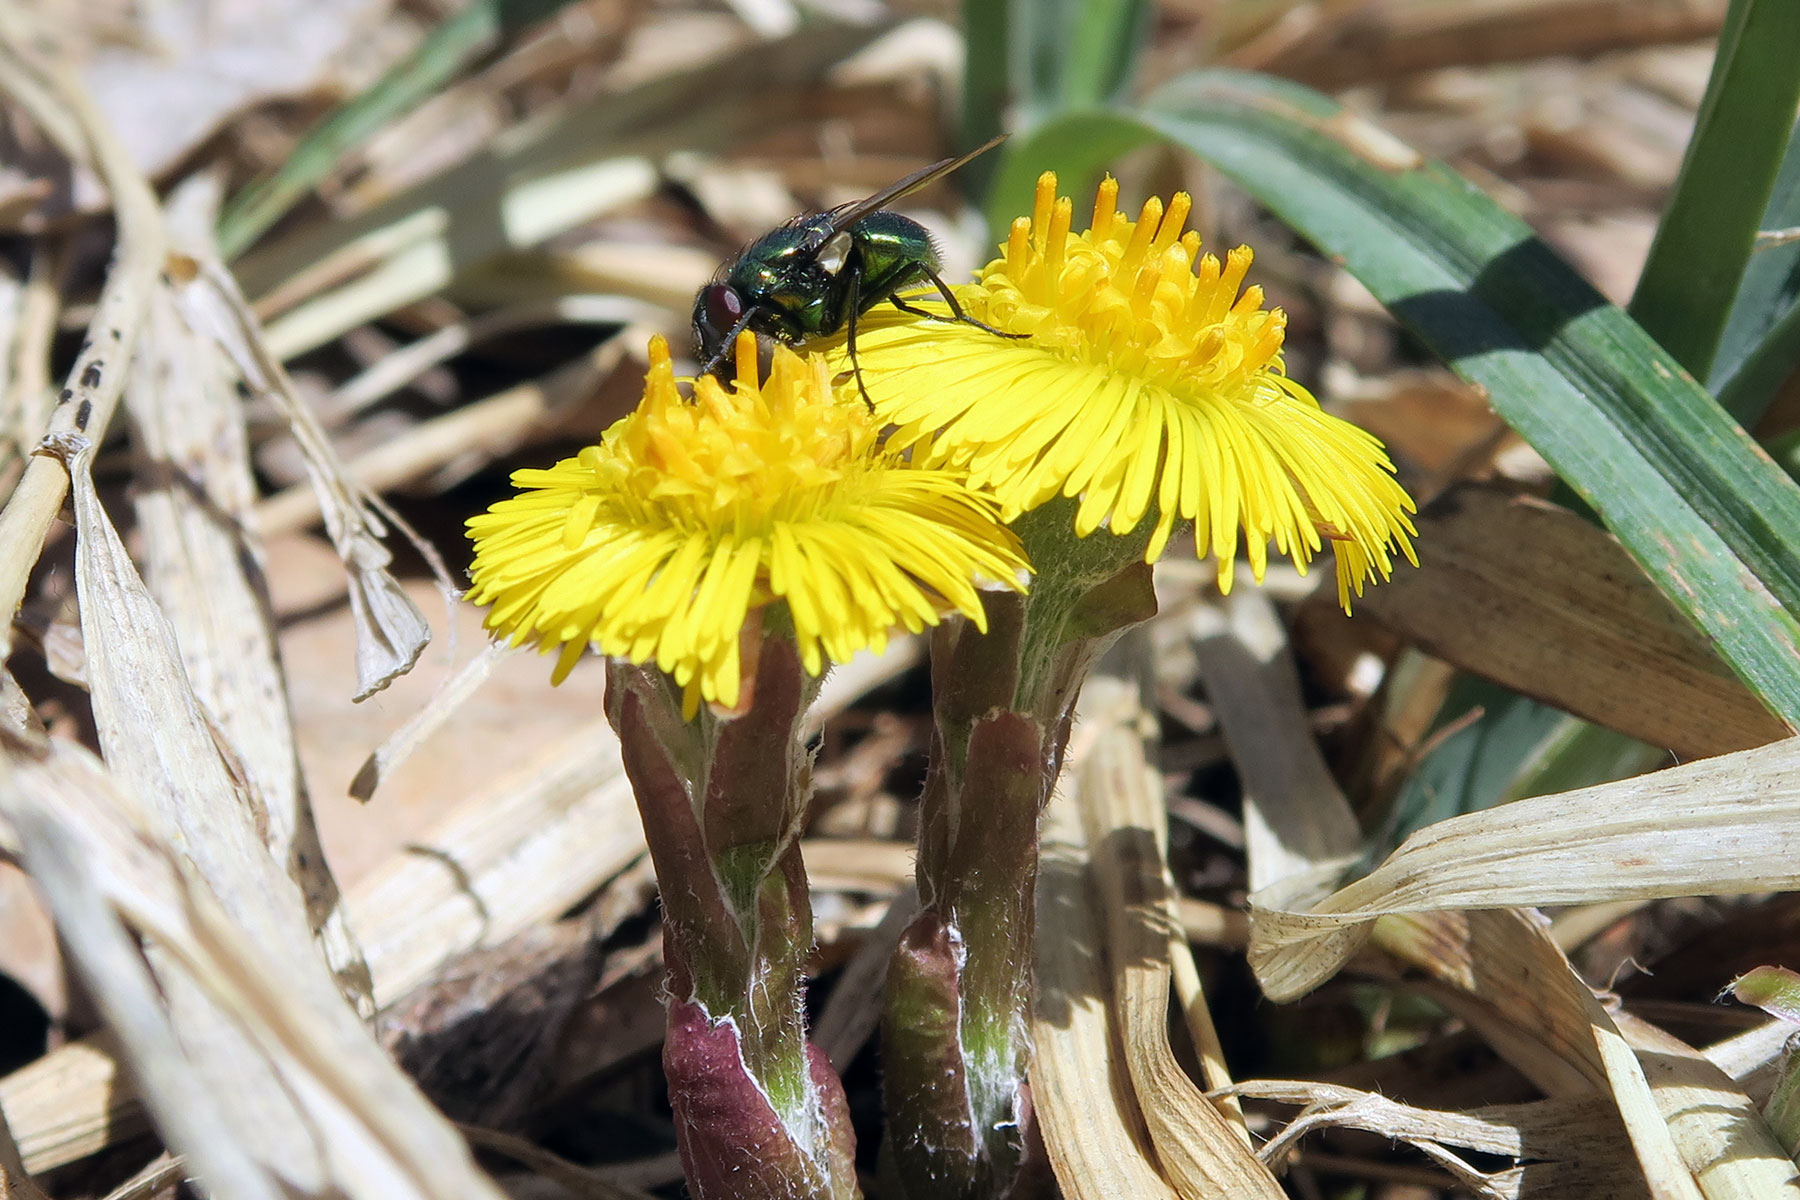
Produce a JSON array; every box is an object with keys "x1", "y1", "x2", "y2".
[
  {"x1": 467, "y1": 333, "x2": 1029, "y2": 716},
  {"x1": 836, "y1": 171, "x2": 1419, "y2": 609}
]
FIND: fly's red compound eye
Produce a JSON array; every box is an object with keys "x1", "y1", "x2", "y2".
[{"x1": 701, "y1": 285, "x2": 744, "y2": 338}]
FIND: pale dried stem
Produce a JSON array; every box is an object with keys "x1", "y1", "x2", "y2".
[
  {"x1": 254, "y1": 334, "x2": 631, "y2": 535},
  {"x1": 1616, "y1": 1013, "x2": 1800, "y2": 1200},
  {"x1": 2, "y1": 243, "x2": 64, "y2": 460},
  {"x1": 0, "y1": 18, "x2": 164, "y2": 658},
  {"x1": 351, "y1": 641, "x2": 506, "y2": 801},
  {"x1": 1034, "y1": 778, "x2": 1182, "y2": 1200},
  {"x1": 322, "y1": 294, "x2": 659, "y2": 423}
]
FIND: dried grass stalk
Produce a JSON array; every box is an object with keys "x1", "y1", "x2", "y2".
[
  {"x1": 1247, "y1": 737, "x2": 1800, "y2": 994},
  {"x1": 0, "y1": 1094, "x2": 51, "y2": 1200},
  {"x1": 1076, "y1": 673, "x2": 1253, "y2": 1143},
  {"x1": 1232, "y1": 1081, "x2": 1649, "y2": 1199},
  {"x1": 172, "y1": 253, "x2": 431, "y2": 699},
  {"x1": 253, "y1": 334, "x2": 633, "y2": 537},
  {"x1": 0, "y1": 243, "x2": 60, "y2": 461},
  {"x1": 0, "y1": 17, "x2": 164, "y2": 658},
  {"x1": 1380, "y1": 909, "x2": 1703, "y2": 1199},
  {"x1": 1617, "y1": 1013, "x2": 1800, "y2": 1200},
  {"x1": 349, "y1": 719, "x2": 641, "y2": 1005},
  {"x1": 1031, "y1": 654, "x2": 1284, "y2": 1199}
]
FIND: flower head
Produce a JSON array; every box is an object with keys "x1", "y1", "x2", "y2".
[
  {"x1": 836, "y1": 172, "x2": 1417, "y2": 609},
  {"x1": 467, "y1": 334, "x2": 1028, "y2": 716}
]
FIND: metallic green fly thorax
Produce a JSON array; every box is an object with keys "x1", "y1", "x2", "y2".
[{"x1": 691, "y1": 136, "x2": 1021, "y2": 408}]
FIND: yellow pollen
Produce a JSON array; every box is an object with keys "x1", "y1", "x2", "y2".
[
  {"x1": 1032, "y1": 172, "x2": 1057, "y2": 234},
  {"x1": 1155, "y1": 193, "x2": 1191, "y2": 250},
  {"x1": 1092, "y1": 175, "x2": 1119, "y2": 233},
  {"x1": 1046, "y1": 196, "x2": 1072, "y2": 278},
  {"x1": 1120, "y1": 197, "x2": 1162, "y2": 276},
  {"x1": 733, "y1": 329, "x2": 759, "y2": 393},
  {"x1": 1007, "y1": 216, "x2": 1030, "y2": 278}
]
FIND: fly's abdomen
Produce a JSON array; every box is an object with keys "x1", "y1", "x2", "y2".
[{"x1": 851, "y1": 211, "x2": 940, "y2": 305}]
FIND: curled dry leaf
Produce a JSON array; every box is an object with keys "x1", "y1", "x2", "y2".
[
  {"x1": 1032, "y1": 654, "x2": 1284, "y2": 1200},
  {"x1": 168, "y1": 251, "x2": 430, "y2": 700},
  {"x1": 1245, "y1": 737, "x2": 1800, "y2": 998},
  {"x1": 1034, "y1": 774, "x2": 1183, "y2": 1200},
  {"x1": 1231, "y1": 1081, "x2": 1650, "y2": 1199},
  {"x1": 1354, "y1": 484, "x2": 1791, "y2": 758}
]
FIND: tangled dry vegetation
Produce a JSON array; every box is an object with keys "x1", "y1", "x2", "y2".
[{"x1": 1, "y1": 1, "x2": 1796, "y2": 1198}]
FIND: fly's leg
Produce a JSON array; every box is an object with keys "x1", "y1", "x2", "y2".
[
  {"x1": 889, "y1": 266, "x2": 1029, "y2": 340},
  {"x1": 845, "y1": 267, "x2": 877, "y2": 412},
  {"x1": 696, "y1": 306, "x2": 762, "y2": 385}
]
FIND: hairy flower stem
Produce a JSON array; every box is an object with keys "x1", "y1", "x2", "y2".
[
  {"x1": 882, "y1": 502, "x2": 1158, "y2": 1200},
  {"x1": 608, "y1": 636, "x2": 858, "y2": 1200}
]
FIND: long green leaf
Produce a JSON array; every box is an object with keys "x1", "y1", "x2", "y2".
[
  {"x1": 1370, "y1": 681, "x2": 1656, "y2": 863},
  {"x1": 1010, "y1": 0, "x2": 1152, "y2": 123},
  {"x1": 216, "y1": 0, "x2": 585, "y2": 258},
  {"x1": 990, "y1": 74, "x2": 1800, "y2": 727},
  {"x1": 1629, "y1": 0, "x2": 1800, "y2": 379},
  {"x1": 959, "y1": 0, "x2": 1011, "y2": 199},
  {"x1": 1714, "y1": 115, "x2": 1800, "y2": 425}
]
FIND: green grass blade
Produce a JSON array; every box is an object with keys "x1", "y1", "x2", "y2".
[
  {"x1": 959, "y1": 0, "x2": 1011, "y2": 198},
  {"x1": 1011, "y1": 0, "x2": 1153, "y2": 122},
  {"x1": 993, "y1": 73, "x2": 1800, "y2": 726},
  {"x1": 1627, "y1": 0, "x2": 1800, "y2": 379},
  {"x1": 216, "y1": 0, "x2": 585, "y2": 259},
  {"x1": 1372, "y1": 683, "x2": 1659, "y2": 859},
  {"x1": 1060, "y1": 0, "x2": 1152, "y2": 108},
  {"x1": 1713, "y1": 115, "x2": 1800, "y2": 425},
  {"x1": 982, "y1": 107, "x2": 1153, "y2": 237}
]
